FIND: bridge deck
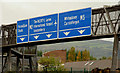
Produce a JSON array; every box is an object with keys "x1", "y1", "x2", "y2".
[{"x1": 2, "y1": 33, "x2": 120, "y2": 48}]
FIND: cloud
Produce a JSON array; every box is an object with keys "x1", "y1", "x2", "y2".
[
  {"x1": 0, "y1": 0, "x2": 120, "y2": 2},
  {"x1": 1, "y1": 2, "x2": 117, "y2": 24}
]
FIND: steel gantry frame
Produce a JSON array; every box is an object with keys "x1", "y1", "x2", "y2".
[{"x1": 1, "y1": 4, "x2": 120, "y2": 73}]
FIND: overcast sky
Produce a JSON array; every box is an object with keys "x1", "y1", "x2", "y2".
[
  {"x1": 1, "y1": 1, "x2": 119, "y2": 24},
  {"x1": 0, "y1": 0, "x2": 120, "y2": 42}
]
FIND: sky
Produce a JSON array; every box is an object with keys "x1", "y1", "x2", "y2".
[
  {"x1": 0, "y1": 0, "x2": 120, "y2": 2},
  {"x1": 0, "y1": 1, "x2": 119, "y2": 24},
  {"x1": 0, "y1": 0, "x2": 120, "y2": 42}
]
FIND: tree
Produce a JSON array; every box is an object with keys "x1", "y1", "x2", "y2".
[
  {"x1": 75, "y1": 50, "x2": 79, "y2": 61},
  {"x1": 99, "y1": 56, "x2": 107, "y2": 60},
  {"x1": 38, "y1": 56, "x2": 66, "y2": 71},
  {"x1": 107, "y1": 56, "x2": 112, "y2": 60},
  {"x1": 66, "y1": 50, "x2": 69, "y2": 61},
  {"x1": 77, "y1": 51, "x2": 81, "y2": 61},
  {"x1": 82, "y1": 49, "x2": 90, "y2": 61},
  {"x1": 37, "y1": 50, "x2": 43, "y2": 57},
  {"x1": 81, "y1": 51, "x2": 83, "y2": 61},
  {"x1": 68, "y1": 47, "x2": 76, "y2": 61},
  {"x1": 90, "y1": 56, "x2": 97, "y2": 60}
]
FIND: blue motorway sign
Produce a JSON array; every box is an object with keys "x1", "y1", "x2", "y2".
[
  {"x1": 29, "y1": 14, "x2": 58, "y2": 42},
  {"x1": 17, "y1": 7, "x2": 91, "y2": 44},
  {"x1": 17, "y1": 19, "x2": 28, "y2": 43},
  {"x1": 59, "y1": 8, "x2": 91, "y2": 38}
]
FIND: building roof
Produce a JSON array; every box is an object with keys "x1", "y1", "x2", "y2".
[
  {"x1": 43, "y1": 50, "x2": 66, "y2": 63},
  {"x1": 64, "y1": 60, "x2": 112, "y2": 71}
]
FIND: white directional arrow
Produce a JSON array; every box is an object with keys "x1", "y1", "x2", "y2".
[
  {"x1": 54, "y1": 20, "x2": 57, "y2": 25},
  {"x1": 20, "y1": 38, "x2": 25, "y2": 41},
  {"x1": 63, "y1": 32, "x2": 70, "y2": 36},
  {"x1": 46, "y1": 34, "x2": 52, "y2": 38},
  {"x1": 78, "y1": 29, "x2": 85, "y2": 34},
  {"x1": 34, "y1": 35, "x2": 39, "y2": 39}
]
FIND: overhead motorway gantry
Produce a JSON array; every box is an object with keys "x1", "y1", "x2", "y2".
[{"x1": 1, "y1": 4, "x2": 120, "y2": 73}]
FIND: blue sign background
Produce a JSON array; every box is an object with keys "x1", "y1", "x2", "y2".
[
  {"x1": 29, "y1": 14, "x2": 58, "y2": 42},
  {"x1": 59, "y1": 8, "x2": 91, "y2": 38},
  {"x1": 17, "y1": 19, "x2": 28, "y2": 43},
  {"x1": 17, "y1": 8, "x2": 91, "y2": 44}
]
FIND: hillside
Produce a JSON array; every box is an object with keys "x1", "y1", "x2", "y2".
[{"x1": 37, "y1": 40, "x2": 113, "y2": 58}]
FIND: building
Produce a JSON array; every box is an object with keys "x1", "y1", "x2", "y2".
[
  {"x1": 64, "y1": 60, "x2": 113, "y2": 71},
  {"x1": 43, "y1": 50, "x2": 66, "y2": 63}
]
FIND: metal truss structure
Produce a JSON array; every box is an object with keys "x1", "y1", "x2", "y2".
[{"x1": 1, "y1": 4, "x2": 120, "y2": 73}]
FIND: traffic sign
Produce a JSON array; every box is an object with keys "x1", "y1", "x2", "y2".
[
  {"x1": 59, "y1": 8, "x2": 91, "y2": 38},
  {"x1": 17, "y1": 19, "x2": 28, "y2": 43},
  {"x1": 17, "y1": 7, "x2": 91, "y2": 44},
  {"x1": 29, "y1": 14, "x2": 58, "y2": 42}
]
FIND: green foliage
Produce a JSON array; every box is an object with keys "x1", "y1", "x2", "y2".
[
  {"x1": 90, "y1": 56, "x2": 97, "y2": 60},
  {"x1": 38, "y1": 56, "x2": 66, "y2": 71},
  {"x1": 24, "y1": 48, "x2": 31, "y2": 54},
  {"x1": 99, "y1": 56, "x2": 112, "y2": 60},
  {"x1": 24, "y1": 49, "x2": 29, "y2": 54},
  {"x1": 82, "y1": 49, "x2": 90, "y2": 61},
  {"x1": 57, "y1": 65, "x2": 66, "y2": 71},
  {"x1": 66, "y1": 50, "x2": 69, "y2": 61},
  {"x1": 99, "y1": 56, "x2": 107, "y2": 60},
  {"x1": 75, "y1": 50, "x2": 79, "y2": 61},
  {"x1": 68, "y1": 47, "x2": 76, "y2": 61},
  {"x1": 38, "y1": 40, "x2": 113, "y2": 58},
  {"x1": 24, "y1": 48, "x2": 36, "y2": 54},
  {"x1": 37, "y1": 50, "x2": 43, "y2": 57},
  {"x1": 107, "y1": 56, "x2": 112, "y2": 60},
  {"x1": 31, "y1": 48, "x2": 36, "y2": 54},
  {"x1": 81, "y1": 51, "x2": 83, "y2": 61},
  {"x1": 67, "y1": 47, "x2": 97, "y2": 62},
  {"x1": 77, "y1": 51, "x2": 81, "y2": 61},
  {"x1": 38, "y1": 57, "x2": 59, "y2": 66},
  {"x1": 65, "y1": 48, "x2": 67, "y2": 51}
]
